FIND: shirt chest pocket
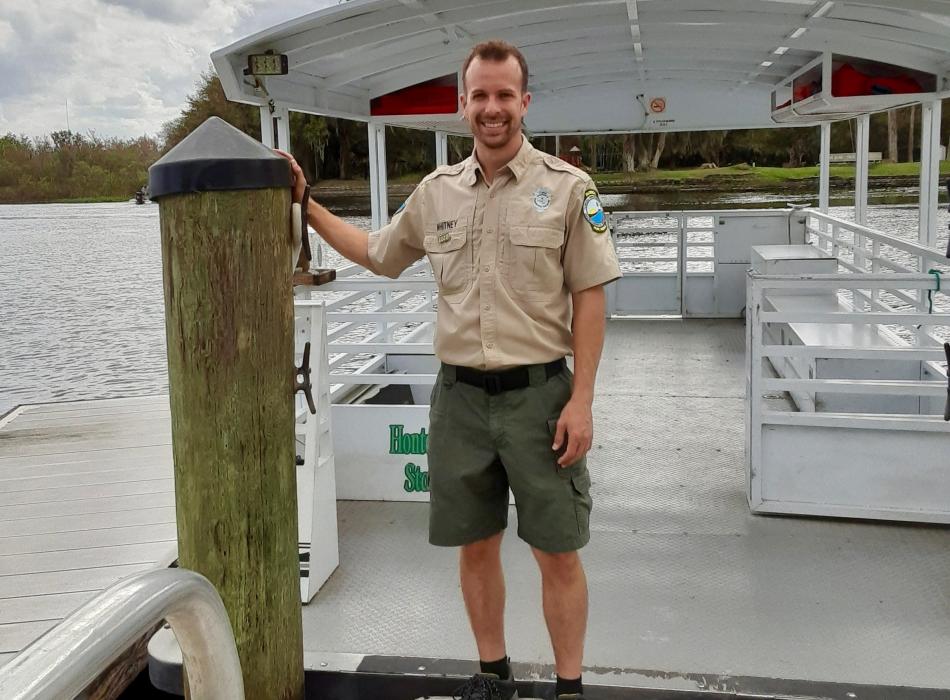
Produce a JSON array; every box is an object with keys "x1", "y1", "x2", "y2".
[
  {"x1": 504, "y1": 225, "x2": 565, "y2": 299},
  {"x1": 424, "y1": 227, "x2": 472, "y2": 301}
]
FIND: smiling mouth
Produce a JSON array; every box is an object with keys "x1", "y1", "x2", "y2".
[{"x1": 480, "y1": 120, "x2": 507, "y2": 129}]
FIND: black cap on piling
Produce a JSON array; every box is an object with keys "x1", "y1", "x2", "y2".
[{"x1": 148, "y1": 116, "x2": 291, "y2": 200}]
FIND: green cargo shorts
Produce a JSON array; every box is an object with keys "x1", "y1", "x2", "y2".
[{"x1": 427, "y1": 361, "x2": 593, "y2": 553}]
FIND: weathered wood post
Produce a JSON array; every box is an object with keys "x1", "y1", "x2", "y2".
[{"x1": 149, "y1": 117, "x2": 304, "y2": 700}]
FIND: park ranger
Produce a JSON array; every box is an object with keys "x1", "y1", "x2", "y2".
[{"x1": 280, "y1": 40, "x2": 620, "y2": 700}]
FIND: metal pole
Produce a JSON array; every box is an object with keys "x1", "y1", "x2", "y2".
[
  {"x1": 259, "y1": 105, "x2": 275, "y2": 148},
  {"x1": 149, "y1": 117, "x2": 304, "y2": 700},
  {"x1": 435, "y1": 130, "x2": 448, "y2": 166},
  {"x1": 918, "y1": 99, "x2": 942, "y2": 248},
  {"x1": 368, "y1": 122, "x2": 386, "y2": 230},
  {"x1": 854, "y1": 114, "x2": 870, "y2": 227},
  {"x1": 275, "y1": 106, "x2": 291, "y2": 152},
  {"x1": 0, "y1": 569, "x2": 243, "y2": 700},
  {"x1": 819, "y1": 122, "x2": 831, "y2": 214}
]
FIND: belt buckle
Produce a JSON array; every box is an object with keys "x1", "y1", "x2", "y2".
[{"x1": 483, "y1": 374, "x2": 503, "y2": 395}]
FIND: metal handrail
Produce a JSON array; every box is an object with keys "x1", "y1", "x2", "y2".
[{"x1": 0, "y1": 568, "x2": 244, "y2": 700}]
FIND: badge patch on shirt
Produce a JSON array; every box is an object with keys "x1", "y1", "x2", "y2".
[
  {"x1": 437, "y1": 231, "x2": 451, "y2": 244},
  {"x1": 532, "y1": 187, "x2": 552, "y2": 212},
  {"x1": 582, "y1": 189, "x2": 608, "y2": 234}
]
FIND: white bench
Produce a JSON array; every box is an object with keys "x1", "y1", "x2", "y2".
[{"x1": 753, "y1": 245, "x2": 922, "y2": 414}]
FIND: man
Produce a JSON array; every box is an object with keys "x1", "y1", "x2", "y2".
[{"x1": 280, "y1": 40, "x2": 620, "y2": 700}]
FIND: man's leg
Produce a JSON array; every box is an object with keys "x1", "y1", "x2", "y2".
[
  {"x1": 460, "y1": 531, "x2": 507, "y2": 662},
  {"x1": 531, "y1": 548, "x2": 587, "y2": 680}
]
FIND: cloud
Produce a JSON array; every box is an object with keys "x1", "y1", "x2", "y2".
[
  {"x1": 0, "y1": 0, "x2": 324, "y2": 139},
  {"x1": 99, "y1": 0, "x2": 204, "y2": 24}
]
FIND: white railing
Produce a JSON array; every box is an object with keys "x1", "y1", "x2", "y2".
[
  {"x1": 747, "y1": 272, "x2": 950, "y2": 426},
  {"x1": 746, "y1": 271, "x2": 950, "y2": 522},
  {"x1": 0, "y1": 569, "x2": 243, "y2": 700},
  {"x1": 609, "y1": 211, "x2": 716, "y2": 275},
  {"x1": 296, "y1": 258, "x2": 437, "y2": 399},
  {"x1": 804, "y1": 210, "x2": 950, "y2": 348}
]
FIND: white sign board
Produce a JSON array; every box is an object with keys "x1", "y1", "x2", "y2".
[{"x1": 333, "y1": 404, "x2": 432, "y2": 501}]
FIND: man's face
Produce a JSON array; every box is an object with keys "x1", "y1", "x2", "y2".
[{"x1": 460, "y1": 55, "x2": 530, "y2": 151}]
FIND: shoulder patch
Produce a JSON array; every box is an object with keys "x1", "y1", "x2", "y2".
[{"x1": 582, "y1": 188, "x2": 608, "y2": 234}]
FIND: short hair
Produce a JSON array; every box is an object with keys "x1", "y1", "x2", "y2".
[{"x1": 461, "y1": 40, "x2": 529, "y2": 94}]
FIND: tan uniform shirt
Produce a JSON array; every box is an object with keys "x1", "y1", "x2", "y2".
[{"x1": 367, "y1": 137, "x2": 621, "y2": 370}]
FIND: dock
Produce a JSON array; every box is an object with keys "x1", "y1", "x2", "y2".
[
  {"x1": 0, "y1": 395, "x2": 177, "y2": 668},
  {"x1": 2, "y1": 320, "x2": 949, "y2": 696}
]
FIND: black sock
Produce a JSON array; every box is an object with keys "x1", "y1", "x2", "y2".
[
  {"x1": 479, "y1": 655, "x2": 511, "y2": 679},
  {"x1": 555, "y1": 674, "x2": 583, "y2": 696}
]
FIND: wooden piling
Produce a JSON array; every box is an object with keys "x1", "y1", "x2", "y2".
[{"x1": 150, "y1": 118, "x2": 304, "y2": 700}]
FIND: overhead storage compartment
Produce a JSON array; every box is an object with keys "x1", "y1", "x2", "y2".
[{"x1": 771, "y1": 53, "x2": 944, "y2": 124}]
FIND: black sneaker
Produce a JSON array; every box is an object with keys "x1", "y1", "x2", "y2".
[{"x1": 452, "y1": 672, "x2": 519, "y2": 700}]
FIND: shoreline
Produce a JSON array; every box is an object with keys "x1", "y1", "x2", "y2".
[{"x1": 4, "y1": 164, "x2": 947, "y2": 205}]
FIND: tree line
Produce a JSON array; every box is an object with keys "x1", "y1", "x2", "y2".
[{"x1": 1, "y1": 69, "x2": 947, "y2": 204}]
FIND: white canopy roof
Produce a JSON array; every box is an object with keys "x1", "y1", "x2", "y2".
[{"x1": 212, "y1": 0, "x2": 950, "y2": 134}]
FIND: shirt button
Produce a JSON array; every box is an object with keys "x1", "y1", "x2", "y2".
[
  {"x1": 487, "y1": 228, "x2": 494, "y2": 234},
  {"x1": 483, "y1": 266, "x2": 490, "y2": 272},
  {"x1": 483, "y1": 305, "x2": 490, "y2": 311},
  {"x1": 489, "y1": 193, "x2": 495, "y2": 199},
  {"x1": 487, "y1": 343, "x2": 494, "y2": 349}
]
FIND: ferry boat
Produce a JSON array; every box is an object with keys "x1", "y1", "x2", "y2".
[{"x1": 1, "y1": 1, "x2": 949, "y2": 698}]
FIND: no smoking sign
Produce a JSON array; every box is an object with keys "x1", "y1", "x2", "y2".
[{"x1": 649, "y1": 97, "x2": 666, "y2": 114}]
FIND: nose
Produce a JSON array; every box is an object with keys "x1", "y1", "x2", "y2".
[{"x1": 483, "y1": 95, "x2": 502, "y2": 115}]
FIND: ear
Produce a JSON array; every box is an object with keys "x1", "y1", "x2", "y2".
[
  {"x1": 521, "y1": 91, "x2": 531, "y2": 114},
  {"x1": 459, "y1": 92, "x2": 467, "y2": 114}
]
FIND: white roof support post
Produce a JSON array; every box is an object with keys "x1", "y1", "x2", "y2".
[
  {"x1": 918, "y1": 99, "x2": 942, "y2": 248},
  {"x1": 555, "y1": 134, "x2": 561, "y2": 157},
  {"x1": 819, "y1": 122, "x2": 831, "y2": 214},
  {"x1": 259, "y1": 105, "x2": 275, "y2": 148},
  {"x1": 275, "y1": 106, "x2": 291, "y2": 152},
  {"x1": 368, "y1": 122, "x2": 389, "y2": 230},
  {"x1": 435, "y1": 131, "x2": 448, "y2": 167},
  {"x1": 854, "y1": 114, "x2": 870, "y2": 226}
]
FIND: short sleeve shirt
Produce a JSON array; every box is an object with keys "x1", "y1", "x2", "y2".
[{"x1": 366, "y1": 137, "x2": 621, "y2": 370}]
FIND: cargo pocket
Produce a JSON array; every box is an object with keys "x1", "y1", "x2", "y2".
[
  {"x1": 505, "y1": 225, "x2": 564, "y2": 300},
  {"x1": 570, "y1": 468, "x2": 592, "y2": 536},
  {"x1": 424, "y1": 227, "x2": 472, "y2": 302}
]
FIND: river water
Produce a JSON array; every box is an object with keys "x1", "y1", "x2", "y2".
[{"x1": 1, "y1": 191, "x2": 947, "y2": 416}]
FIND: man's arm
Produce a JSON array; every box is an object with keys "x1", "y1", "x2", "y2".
[
  {"x1": 278, "y1": 150, "x2": 371, "y2": 269},
  {"x1": 553, "y1": 285, "x2": 606, "y2": 467}
]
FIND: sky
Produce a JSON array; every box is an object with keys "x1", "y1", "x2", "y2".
[{"x1": 0, "y1": 0, "x2": 339, "y2": 141}]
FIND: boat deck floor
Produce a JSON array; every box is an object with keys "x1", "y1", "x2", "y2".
[{"x1": 2, "y1": 319, "x2": 948, "y2": 696}]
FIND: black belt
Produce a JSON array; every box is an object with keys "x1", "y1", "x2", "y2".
[{"x1": 451, "y1": 358, "x2": 565, "y2": 395}]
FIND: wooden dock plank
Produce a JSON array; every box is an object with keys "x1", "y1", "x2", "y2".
[
  {"x1": 1, "y1": 507, "x2": 176, "y2": 538},
  {"x1": 1, "y1": 465, "x2": 172, "y2": 492},
  {"x1": 0, "y1": 563, "x2": 159, "y2": 599},
  {"x1": 0, "y1": 443, "x2": 171, "y2": 471},
  {"x1": 10, "y1": 410, "x2": 171, "y2": 431},
  {"x1": 16, "y1": 396, "x2": 169, "y2": 415},
  {"x1": 0, "y1": 620, "x2": 58, "y2": 654},
  {"x1": 1, "y1": 542, "x2": 177, "y2": 576},
  {"x1": 0, "y1": 478, "x2": 174, "y2": 507},
  {"x1": 0, "y1": 523, "x2": 178, "y2": 556},
  {"x1": 0, "y1": 590, "x2": 98, "y2": 625},
  {"x1": 0, "y1": 434, "x2": 172, "y2": 459},
  {"x1": 0, "y1": 492, "x2": 176, "y2": 521}
]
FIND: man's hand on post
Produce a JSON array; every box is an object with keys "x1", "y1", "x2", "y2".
[
  {"x1": 276, "y1": 149, "x2": 307, "y2": 203},
  {"x1": 553, "y1": 397, "x2": 593, "y2": 468}
]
